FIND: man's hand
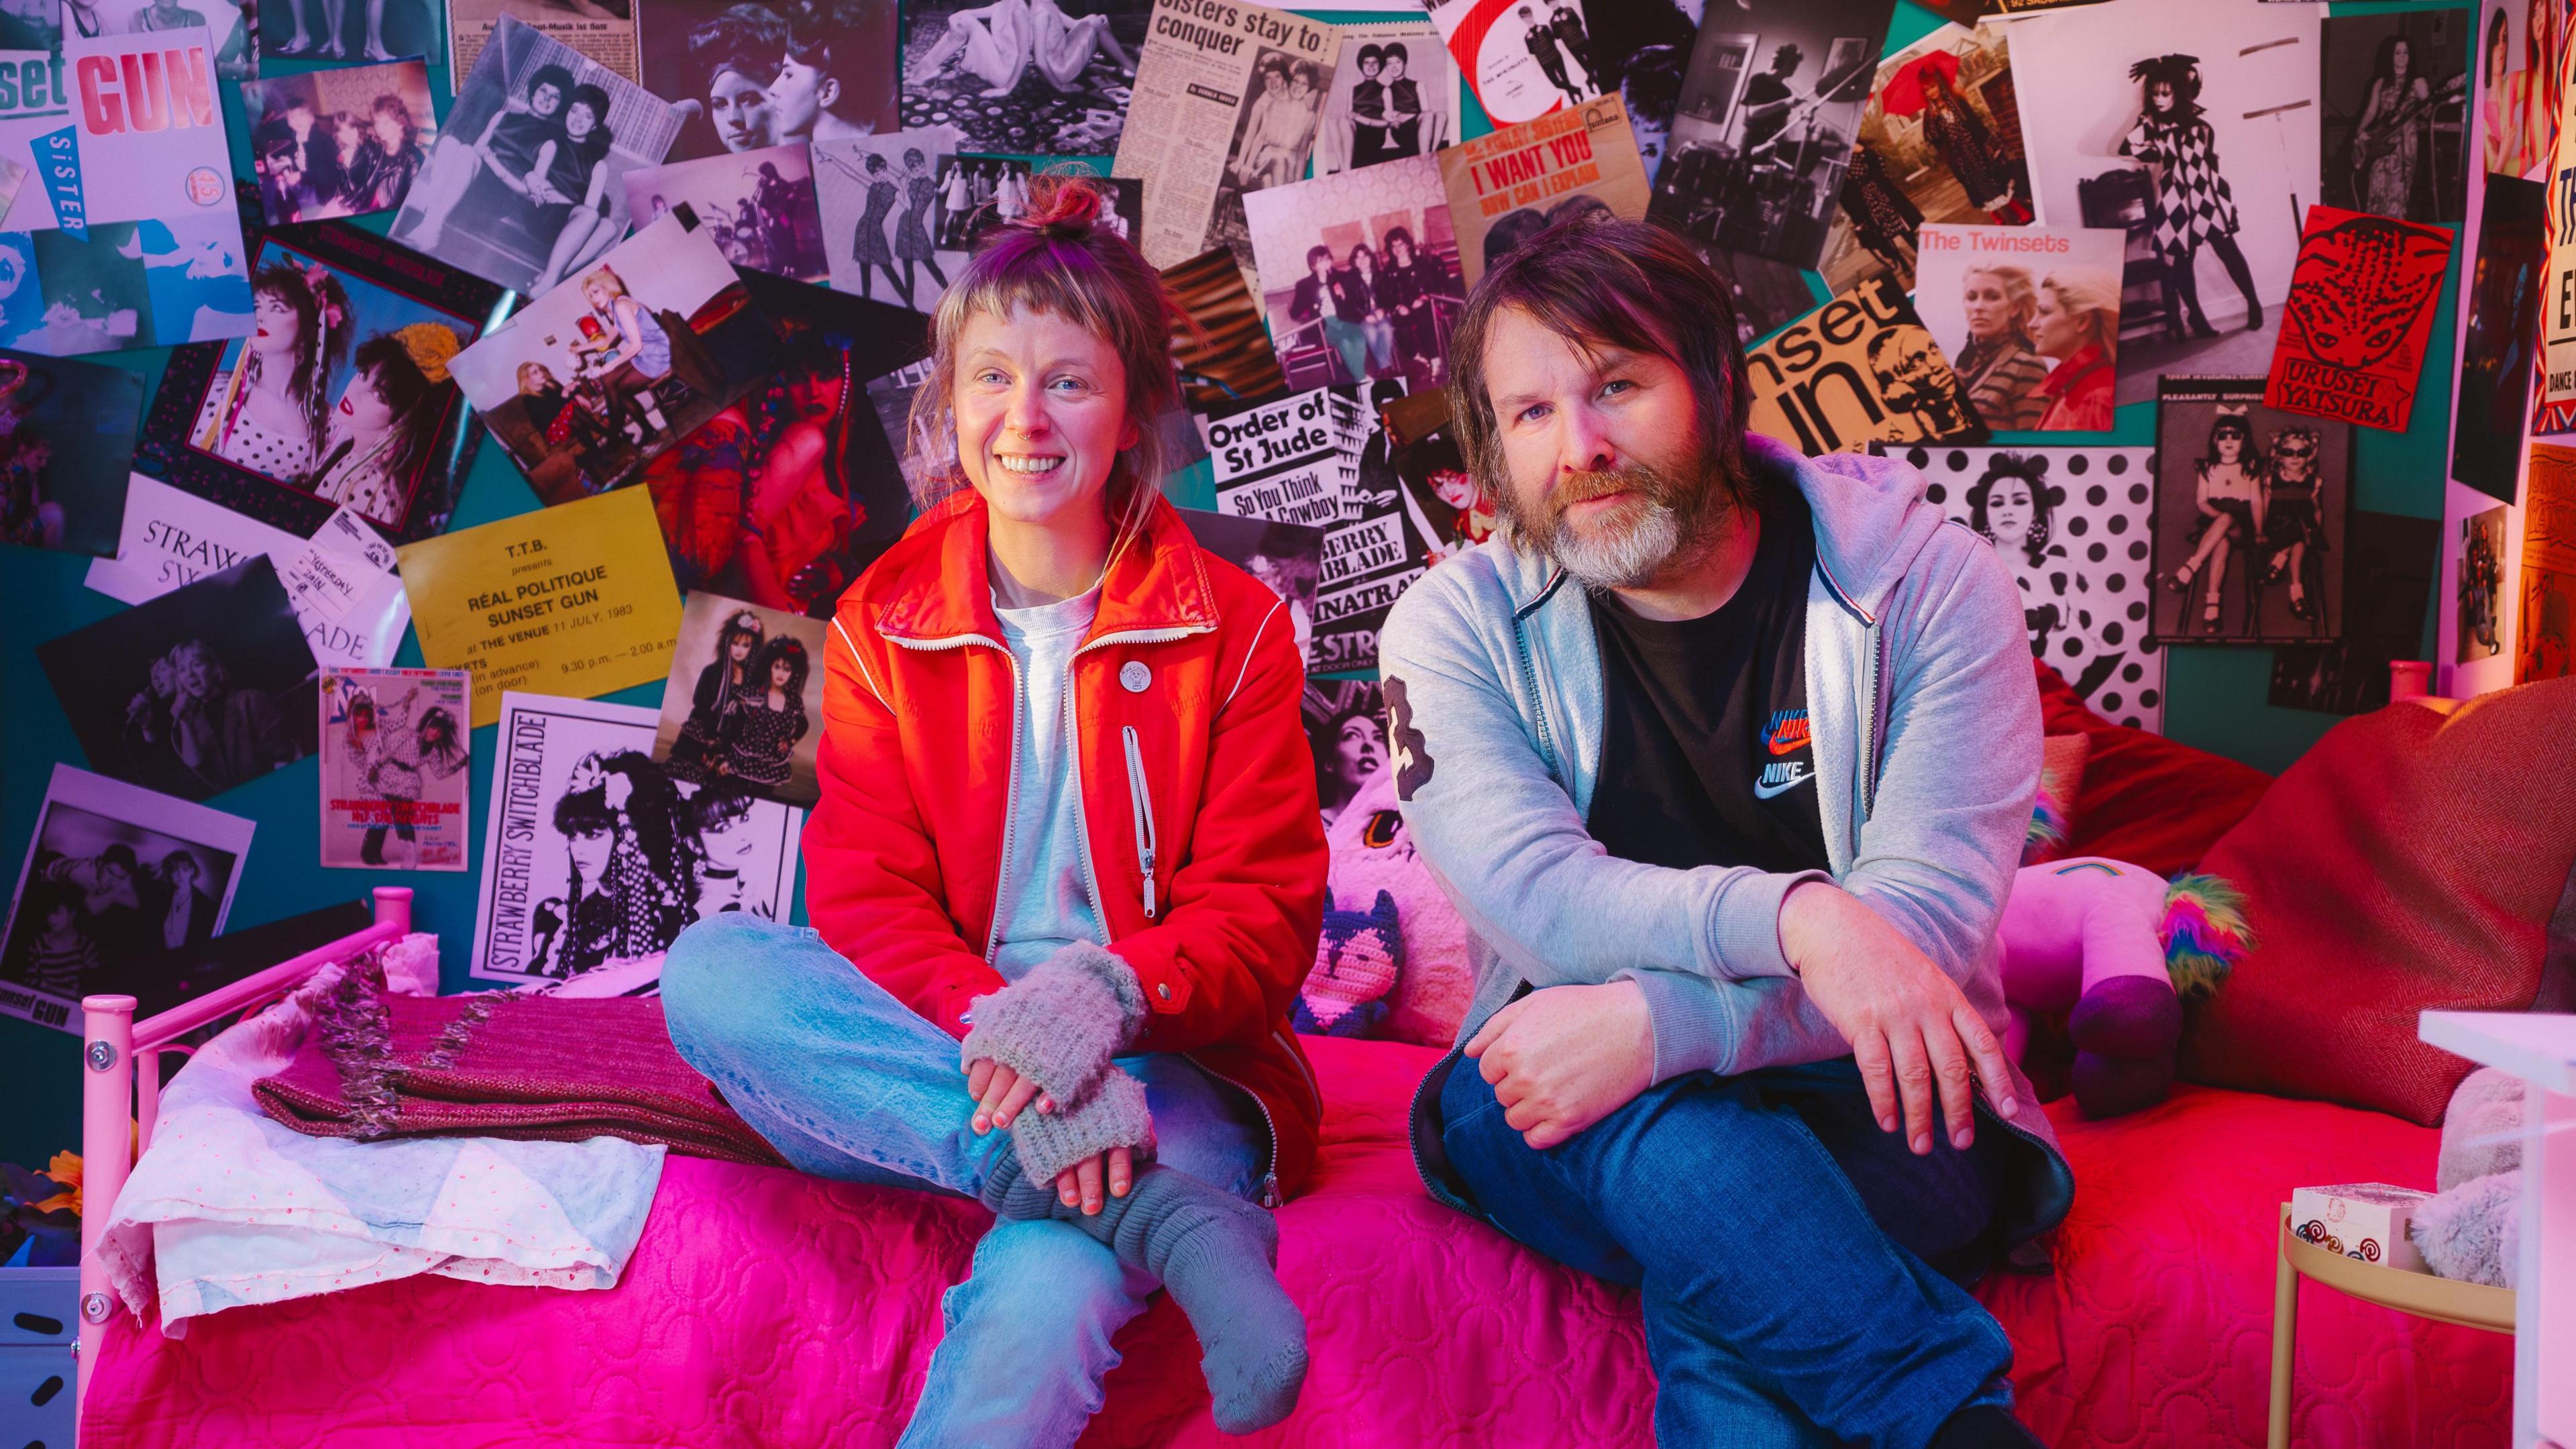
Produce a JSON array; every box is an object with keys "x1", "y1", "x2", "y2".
[
  {"x1": 1778, "y1": 881, "x2": 2021, "y2": 1156},
  {"x1": 1462, "y1": 981, "x2": 1655, "y2": 1150}
]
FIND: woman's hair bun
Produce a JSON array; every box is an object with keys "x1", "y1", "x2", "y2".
[{"x1": 1016, "y1": 173, "x2": 1110, "y2": 239}]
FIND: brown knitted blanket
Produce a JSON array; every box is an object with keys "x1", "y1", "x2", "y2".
[{"x1": 253, "y1": 974, "x2": 788, "y2": 1169}]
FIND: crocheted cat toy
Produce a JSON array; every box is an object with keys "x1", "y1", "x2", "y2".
[
  {"x1": 1998, "y1": 858, "x2": 2253, "y2": 1119},
  {"x1": 1293, "y1": 890, "x2": 1403, "y2": 1038}
]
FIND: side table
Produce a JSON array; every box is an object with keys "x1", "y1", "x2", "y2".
[
  {"x1": 2419, "y1": 1010, "x2": 2576, "y2": 1449},
  {"x1": 2267, "y1": 1202, "x2": 2514, "y2": 1448}
]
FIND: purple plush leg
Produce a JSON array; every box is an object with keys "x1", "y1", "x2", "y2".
[
  {"x1": 2067, "y1": 975, "x2": 2184, "y2": 1060},
  {"x1": 2070, "y1": 1049, "x2": 2177, "y2": 1120}
]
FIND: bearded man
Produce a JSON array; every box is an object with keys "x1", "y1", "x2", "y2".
[{"x1": 1379, "y1": 215, "x2": 2075, "y2": 1447}]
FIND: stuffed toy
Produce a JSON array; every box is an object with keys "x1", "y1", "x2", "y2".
[
  {"x1": 1998, "y1": 858, "x2": 2253, "y2": 1118},
  {"x1": 2408, "y1": 1067, "x2": 2525, "y2": 1287},
  {"x1": 1295, "y1": 890, "x2": 1403, "y2": 1038},
  {"x1": 1320, "y1": 763, "x2": 1476, "y2": 1044}
]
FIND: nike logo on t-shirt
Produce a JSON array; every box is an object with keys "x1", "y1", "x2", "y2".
[
  {"x1": 1753, "y1": 761, "x2": 1813, "y2": 799},
  {"x1": 1762, "y1": 708, "x2": 1811, "y2": 756}
]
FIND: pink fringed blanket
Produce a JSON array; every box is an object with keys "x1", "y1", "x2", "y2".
[{"x1": 252, "y1": 979, "x2": 786, "y2": 1169}]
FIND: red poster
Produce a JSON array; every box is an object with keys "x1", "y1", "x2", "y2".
[{"x1": 2265, "y1": 205, "x2": 2453, "y2": 431}]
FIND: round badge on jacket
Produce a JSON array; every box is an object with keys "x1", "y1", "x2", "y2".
[{"x1": 1120, "y1": 661, "x2": 1150, "y2": 693}]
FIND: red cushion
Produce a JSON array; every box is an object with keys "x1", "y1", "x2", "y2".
[
  {"x1": 2179, "y1": 680, "x2": 2576, "y2": 1124},
  {"x1": 2035, "y1": 661, "x2": 2273, "y2": 875}
]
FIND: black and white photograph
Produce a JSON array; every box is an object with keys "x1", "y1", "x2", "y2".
[
  {"x1": 2457, "y1": 502, "x2": 2510, "y2": 661},
  {"x1": 472, "y1": 691, "x2": 804, "y2": 986},
  {"x1": 258, "y1": 0, "x2": 433, "y2": 66},
  {"x1": 1314, "y1": 24, "x2": 1456, "y2": 175},
  {"x1": 1302, "y1": 678, "x2": 1386, "y2": 832},
  {"x1": 37, "y1": 557, "x2": 323, "y2": 801},
  {"x1": 0, "y1": 347, "x2": 146, "y2": 557},
  {"x1": 451, "y1": 209, "x2": 783, "y2": 500},
  {"x1": 2009, "y1": 0, "x2": 2322, "y2": 407},
  {"x1": 1243, "y1": 155, "x2": 1465, "y2": 393},
  {"x1": 650, "y1": 270, "x2": 926, "y2": 617},
  {"x1": 1686, "y1": 239, "x2": 1820, "y2": 347},
  {"x1": 1204, "y1": 44, "x2": 1336, "y2": 272},
  {"x1": 1645, "y1": 0, "x2": 1898, "y2": 272},
  {"x1": 390, "y1": 17, "x2": 688, "y2": 296},
  {"x1": 320, "y1": 666, "x2": 473, "y2": 870},
  {"x1": 1179, "y1": 506, "x2": 1326, "y2": 670},
  {"x1": 641, "y1": 0, "x2": 900, "y2": 162},
  {"x1": 2322, "y1": 9, "x2": 2471, "y2": 224},
  {"x1": 2151, "y1": 375, "x2": 2353, "y2": 645},
  {"x1": 650, "y1": 592, "x2": 828, "y2": 808},
  {"x1": 1898, "y1": 443, "x2": 2167, "y2": 731},
  {"x1": 2267, "y1": 510, "x2": 2440, "y2": 714},
  {"x1": 242, "y1": 62, "x2": 441, "y2": 227},
  {"x1": 143, "y1": 227, "x2": 494, "y2": 545},
  {"x1": 0, "y1": 764, "x2": 254, "y2": 1033},
  {"x1": 898, "y1": 0, "x2": 1145, "y2": 155},
  {"x1": 812, "y1": 127, "x2": 970, "y2": 312},
  {"x1": 627, "y1": 144, "x2": 828, "y2": 282}
]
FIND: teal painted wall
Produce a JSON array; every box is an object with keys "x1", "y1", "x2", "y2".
[{"x1": 0, "y1": 1, "x2": 2463, "y2": 1171}]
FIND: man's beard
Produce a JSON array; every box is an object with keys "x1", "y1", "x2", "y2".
[{"x1": 1504, "y1": 455, "x2": 1739, "y2": 591}]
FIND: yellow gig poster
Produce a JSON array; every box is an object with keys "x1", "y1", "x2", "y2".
[
  {"x1": 395, "y1": 488, "x2": 681, "y2": 727},
  {"x1": 2534, "y1": 21, "x2": 2576, "y2": 433}
]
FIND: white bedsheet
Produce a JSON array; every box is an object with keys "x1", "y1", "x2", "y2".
[{"x1": 95, "y1": 943, "x2": 666, "y2": 1335}]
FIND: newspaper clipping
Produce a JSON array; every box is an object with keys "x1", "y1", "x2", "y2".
[
  {"x1": 451, "y1": 0, "x2": 639, "y2": 83},
  {"x1": 1440, "y1": 94, "x2": 1650, "y2": 285},
  {"x1": 471, "y1": 692, "x2": 803, "y2": 986},
  {"x1": 1112, "y1": 0, "x2": 1341, "y2": 269},
  {"x1": 1201, "y1": 387, "x2": 1360, "y2": 529},
  {"x1": 320, "y1": 667, "x2": 472, "y2": 871}
]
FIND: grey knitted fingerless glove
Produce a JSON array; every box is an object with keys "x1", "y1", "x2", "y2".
[
  {"x1": 1005, "y1": 1067, "x2": 1157, "y2": 1186},
  {"x1": 960, "y1": 942, "x2": 1147, "y2": 1106}
]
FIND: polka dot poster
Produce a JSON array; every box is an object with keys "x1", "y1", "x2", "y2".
[{"x1": 1900, "y1": 443, "x2": 2166, "y2": 733}]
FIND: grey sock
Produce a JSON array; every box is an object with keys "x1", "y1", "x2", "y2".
[{"x1": 983, "y1": 1150, "x2": 1308, "y2": 1433}]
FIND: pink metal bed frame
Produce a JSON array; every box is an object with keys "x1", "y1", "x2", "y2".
[{"x1": 70, "y1": 885, "x2": 415, "y2": 1415}]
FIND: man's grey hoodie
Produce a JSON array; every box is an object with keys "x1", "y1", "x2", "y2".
[{"x1": 1379, "y1": 433, "x2": 2072, "y2": 1245}]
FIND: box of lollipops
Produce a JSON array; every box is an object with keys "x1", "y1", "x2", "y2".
[{"x1": 2289, "y1": 1183, "x2": 2432, "y2": 1273}]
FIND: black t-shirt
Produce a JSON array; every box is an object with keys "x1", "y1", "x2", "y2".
[{"x1": 1587, "y1": 490, "x2": 1830, "y2": 875}]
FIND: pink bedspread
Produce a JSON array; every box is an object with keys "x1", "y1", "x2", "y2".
[{"x1": 85, "y1": 1036, "x2": 2510, "y2": 1448}]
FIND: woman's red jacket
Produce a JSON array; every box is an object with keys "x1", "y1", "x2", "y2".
[{"x1": 806, "y1": 490, "x2": 1328, "y2": 1201}]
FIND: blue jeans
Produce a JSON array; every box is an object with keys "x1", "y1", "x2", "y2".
[
  {"x1": 1439, "y1": 1055, "x2": 2014, "y2": 1449},
  {"x1": 661, "y1": 915, "x2": 1267, "y2": 1449}
]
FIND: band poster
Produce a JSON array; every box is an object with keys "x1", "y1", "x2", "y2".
[
  {"x1": 394, "y1": 484, "x2": 682, "y2": 728},
  {"x1": 319, "y1": 667, "x2": 472, "y2": 871},
  {"x1": 1743, "y1": 274, "x2": 1990, "y2": 455},
  {"x1": 470, "y1": 692, "x2": 802, "y2": 987},
  {"x1": 1440, "y1": 94, "x2": 1650, "y2": 286},
  {"x1": 1111, "y1": 0, "x2": 1340, "y2": 269},
  {"x1": 2265, "y1": 205, "x2": 2453, "y2": 432},
  {"x1": 2536, "y1": 19, "x2": 2576, "y2": 433}
]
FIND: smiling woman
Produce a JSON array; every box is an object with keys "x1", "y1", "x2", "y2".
[{"x1": 651, "y1": 172, "x2": 1334, "y2": 1446}]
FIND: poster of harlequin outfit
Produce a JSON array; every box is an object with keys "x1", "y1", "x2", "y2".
[
  {"x1": 319, "y1": 667, "x2": 471, "y2": 870},
  {"x1": 0, "y1": 27, "x2": 256, "y2": 356},
  {"x1": 2008, "y1": 0, "x2": 2321, "y2": 408},
  {"x1": 471, "y1": 692, "x2": 802, "y2": 987},
  {"x1": 2265, "y1": 205, "x2": 2453, "y2": 432}
]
